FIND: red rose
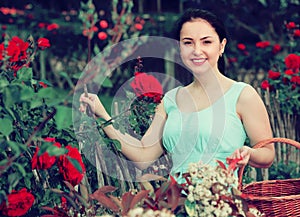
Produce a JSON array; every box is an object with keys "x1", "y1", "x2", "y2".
[
  {"x1": 6, "y1": 36, "x2": 29, "y2": 62},
  {"x1": 99, "y1": 20, "x2": 108, "y2": 29},
  {"x1": 82, "y1": 29, "x2": 88, "y2": 37},
  {"x1": 0, "y1": 188, "x2": 34, "y2": 216},
  {"x1": 31, "y1": 137, "x2": 61, "y2": 170},
  {"x1": 291, "y1": 76, "x2": 300, "y2": 85},
  {"x1": 39, "y1": 81, "x2": 48, "y2": 88},
  {"x1": 227, "y1": 57, "x2": 237, "y2": 63},
  {"x1": 272, "y1": 44, "x2": 281, "y2": 54},
  {"x1": 261, "y1": 80, "x2": 270, "y2": 90},
  {"x1": 58, "y1": 145, "x2": 85, "y2": 186},
  {"x1": 92, "y1": 26, "x2": 98, "y2": 32},
  {"x1": 47, "y1": 23, "x2": 59, "y2": 31},
  {"x1": 237, "y1": 43, "x2": 246, "y2": 51},
  {"x1": 294, "y1": 29, "x2": 300, "y2": 37},
  {"x1": 256, "y1": 41, "x2": 270, "y2": 48},
  {"x1": 98, "y1": 32, "x2": 107, "y2": 40},
  {"x1": 38, "y1": 22, "x2": 47, "y2": 28},
  {"x1": 285, "y1": 54, "x2": 300, "y2": 70},
  {"x1": 0, "y1": 43, "x2": 4, "y2": 60},
  {"x1": 134, "y1": 23, "x2": 143, "y2": 31},
  {"x1": 285, "y1": 69, "x2": 294, "y2": 75},
  {"x1": 286, "y1": 21, "x2": 296, "y2": 29},
  {"x1": 130, "y1": 72, "x2": 163, "y2": 103},
  {"x1": 37, "y1": 38, "x2": 50, "y2": 50},
  {"x1": 268, "y1": 70, "x2": 281, "y2": 80}
]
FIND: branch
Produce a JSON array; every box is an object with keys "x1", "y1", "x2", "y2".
[
  {"x1": 25, "y1": 108, "x2": 57, "y2": 147},
  {"x1": 233, "y1": 18, "x2": 265, "y2": 41}
]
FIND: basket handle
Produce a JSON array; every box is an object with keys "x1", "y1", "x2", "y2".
[{"x1": 238, "y1": 137, "x2": 300, "y2": 190}]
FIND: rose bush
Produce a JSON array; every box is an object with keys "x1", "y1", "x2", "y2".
[
  {"x1": 0, "y1": 34, "x2": 82, "y2": 216},
  {"x1": 260, "y1": 52, "x2": 300, "y2": 113},
  {"x1": 227, "y1": 19, "x2": 300, "y2": 182},
  {"x1": 0, "y1": 1, "x2": 153, "y2": 216}
]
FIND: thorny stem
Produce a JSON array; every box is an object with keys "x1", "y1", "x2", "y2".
[
  {"x1": 83, "y1": 34, "x2": 94, "y2": 117},
  {"x1": 0, "y1": 110, "x2": 56, "y2": 176},
  {"x1": 99, "y1": 106, "x2": 131, "y2": 129},
  {"x1": 25, "y1": 109, "x2": 56, "y2": 147}
]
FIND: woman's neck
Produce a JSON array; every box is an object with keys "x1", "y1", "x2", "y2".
[{"x1": 191, "y1": 69, "x2": 225, "y2": 90}]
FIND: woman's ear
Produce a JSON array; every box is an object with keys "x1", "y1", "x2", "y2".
[{"x1": 220, "y1": 38, "x2": 227, "y2": 55}]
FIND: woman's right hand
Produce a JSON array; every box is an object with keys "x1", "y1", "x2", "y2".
[{"x1": 79, "y1": 93, "x2": 110, "y2": 120}]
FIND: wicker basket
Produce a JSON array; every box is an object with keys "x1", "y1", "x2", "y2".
[{"x1": 238, "y1": 138, "x2": 300, "y2": 217}]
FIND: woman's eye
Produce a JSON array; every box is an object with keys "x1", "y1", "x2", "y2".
[
  {"x1": 183, "y1": 41, "x2": 192, "y2": 45},
  {"x1": 204, "y1": 40, "x2": 212, "y2": 44}
]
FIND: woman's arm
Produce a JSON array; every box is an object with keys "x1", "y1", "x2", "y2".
[
  {"x1": 79, "y1": 93, "x2": 166, "y2": 170},
  {"x1": 234, "y1": 85, "x2": 275, "y2": 168}
]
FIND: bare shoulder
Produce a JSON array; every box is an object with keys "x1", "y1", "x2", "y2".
[
  {"x1": 238, "y1": 84, "x2": 262, "y2": 105},
  {"x1": 237, "y1": 84, "x2": 266, "y2": 115},
  {"x1": 155, "y1": 100, "x2": 167, "y2": 119}
]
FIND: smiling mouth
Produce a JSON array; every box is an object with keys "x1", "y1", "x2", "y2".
[{"x1": 191, "y1": 58, "x2": 207, "y2": 64}]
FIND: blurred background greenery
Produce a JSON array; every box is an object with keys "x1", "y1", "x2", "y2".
[{"x1": 1, "y1": 0, "x2": 299, "y2": 200}]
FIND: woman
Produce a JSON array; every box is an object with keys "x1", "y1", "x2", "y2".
[{"x1": 79, "y1": 8, "x2": 275, "y2": 181}]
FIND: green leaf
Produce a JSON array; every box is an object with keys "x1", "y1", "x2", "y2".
[
  {"x1": 39, "y1": 141, "x2": 52, "y2": 156},
  {"x1": 54, "y1": 105, "x2": 73, "y2": 130},
  {"x1": 30, "y1": 99, "x2": 44, "y2": 109},
  {"x1": 16, "y1": 67, "x2": 33, "y2": 81},
  {"x1": 102, "y1": 77, "x2": 113, "y2": 88},
  {"x1": 67, "y1": 157, "x2": 83, "y2": 173},
  {"x1": 112, "y1": 139, "x2": 121, "y2": 151},
  {"x1": 185, "y1": 200, "x2": 196, "y2": 216},
  {"x1": 8, "y1": 173, "x2": 21, "y2": 189},
  {"x1": 24, "y1": 177, "x2": 31, "y2": 189},
  {"x1": 0, "y1": 117, "x2": 13, "y2": 136},
  {"x1": 0, "y1": 78, "x2": 9, "y2": 89},
  {"x1": 20, "y1": 85, "x2": 34, "y2": 101},
  {"x1": 38, "y1": 87, "x2": 58, "y2": 99},
  {"x1": 59, "y1": 71, "x2": 69, "y2": 79},
  {"x1": 13, "y1": 162, "x2": 26, "y2": 177},
  {"x1": 3, "y1": 85, "x2": 20, "y2": 107},
  {"x1": 0, "y1": 159, "x2": 8, "y2": 167},
  {"x1": 7, "y1": 141, "x2": 27, "y2": 156},
  {"x1": 47, "y1": 146, "x2": 67, "y2": 157},
  {"x1": 93, "y1": 44, "x2": 100, "y2": 54},
  {"x1": 72, "y1": 73, "x2": 82, "y2": 79},
  {"x1": 0, "y1": 190, "x2": 8, "y2": 205}
]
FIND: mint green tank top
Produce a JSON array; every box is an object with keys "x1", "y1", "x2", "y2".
[{"x1": 162, "y1": 82, "x2": 248, "y2": 182}]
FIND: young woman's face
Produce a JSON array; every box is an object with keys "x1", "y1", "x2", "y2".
[{"x1": 179, "y1": 18, "x2": 226, "y2": 75}]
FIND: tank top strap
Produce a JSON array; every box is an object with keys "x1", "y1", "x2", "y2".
[
  {"x1": 226, "y1": 82, "x2": 249, "y2": 111},
  {"x1": 163, "y1": 86, "x2": 181, "y2": 114}
]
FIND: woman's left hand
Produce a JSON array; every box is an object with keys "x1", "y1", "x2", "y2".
[{"x1": 227, "y1": 146, "x2": 254, "y2": 167}]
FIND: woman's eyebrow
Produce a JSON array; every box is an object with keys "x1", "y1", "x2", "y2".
[
  {"x1": 200, "y1": 36, "x2": 213, "y2": 40},
  {"x1": 181, "y1": 36, "x2": 213, "y2": 40}
]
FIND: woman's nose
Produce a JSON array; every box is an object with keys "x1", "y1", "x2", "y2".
[{"x1": 193, "y1": 43, "x2": 203, "y2": 55}]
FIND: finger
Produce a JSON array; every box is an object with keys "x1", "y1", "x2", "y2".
[
  {"x1": 234, "y1": 149, "x2": 241, "y2": 159},
  {"x1": 80, "y1": 92, "x2": 89, "y2": 99},
  {"x1": 79, "y1": 103, "x2": 87, "y2": 112},
  {"x1": 79, "y1": 94, "x2": 87, "y2": 102},
  {"x1": 240, "y1": 149, "x2": 249, "y2": 158},
  {"x1": 80, "y1": 97, "x2": 93, "y2": 105}
]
